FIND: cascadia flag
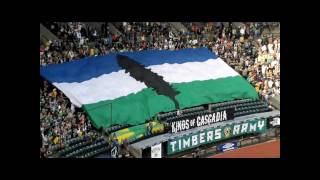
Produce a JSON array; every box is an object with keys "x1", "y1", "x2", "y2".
[{"x1": 40, "y1": 48, "x2": 258, "y2": 129}]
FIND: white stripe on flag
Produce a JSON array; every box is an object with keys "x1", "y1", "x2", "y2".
[{"x1": 53, "y1": 58, "x2": 239, "y2": 106}]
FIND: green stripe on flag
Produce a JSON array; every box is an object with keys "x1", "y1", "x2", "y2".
[{"x1": 83, "y1": 76, "x2": 258, "y2": 129}]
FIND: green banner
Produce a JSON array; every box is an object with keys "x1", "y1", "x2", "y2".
[{"x1": 167, "y1": 118, "x2": 267, "y2": 155}]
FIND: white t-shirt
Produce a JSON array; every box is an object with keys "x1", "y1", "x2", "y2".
[
  {"x1": 261, "y1": 65, "x2": 267, "y2": 75},
  {"x1": 240, "y1": 28, "x2": 245, "y2": 35},
  {"x1": 276, "y1": 53, "x2": 280, "y2": 61},
  {"x1": 245, "y1": 60, "x2": 249, "y2": 67},
  {"x1": 76, "y1": 32, "x2": 81, "y2": 39},
  {"x1": 69, "y1": 51, "x2": 74, "y2": 59},
  {"x1": 232, "y1": 28, "x2": 237, "y2": 35},
  {"x1": 233, "y1": 51, "x2": 237, "y2": 58},
  {"x1": 261, "y1": 45, "x2": 267, "y2": 52},
  {"x1": 257, "y1": 38, "x2": 262, "y2": 44},
  {"x1": 79, "y1": 38, "x2": 84, "y2": 46},
  {"x1": 273, "y1": 39, "x2": 278, "y2": 45},
  {"x1": 268, "y1": 43, "x2": 274, "y2": 53},
  {"x1": 169, "y1": 31, "x2": 174, "y2": 39},
  {"x1": 268, "y1": 80, "x2": 274, "y2": 88},
  {"x1": 222, "y1": 31, "x2": 226, "y2": 38},
  {"x1": 43, "y1": 135, "x2": 48, "y2": 145},
  {"x1": 193, "y1": 39, "x2": 198, "y2": 45},
  {"x1": 271, "y1": 59, "x2": 278, "y2": 68},
  {"x1": 71, "y1": 104, "x2": 75, "y2": 113}
]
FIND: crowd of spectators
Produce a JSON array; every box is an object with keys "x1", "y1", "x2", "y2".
[
  {"x1": 40, "y1": 77, "x2": 94, "y2": 158},
  {"x1": 181, "y1": 22, "x2": 280, "y2": 101},
  {"x1": 206, "y1": 22, "x2": 280, "y2": 101},
  {"x1": 40, "y1": 22, "x2": 280, "y2": 157}
]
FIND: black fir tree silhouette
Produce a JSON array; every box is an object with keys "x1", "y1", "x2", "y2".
[{"x1": 116, "y1": 54, "x2": 180, "y2": 109}]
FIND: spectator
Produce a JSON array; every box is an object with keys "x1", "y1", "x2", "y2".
[{"x1": 147, "y1": 121, "x2": 153, "y2": 136}]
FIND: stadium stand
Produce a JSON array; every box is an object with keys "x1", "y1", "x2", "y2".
[{"x1": 40, "y1": 22, "x2": 279, "y2": 158}]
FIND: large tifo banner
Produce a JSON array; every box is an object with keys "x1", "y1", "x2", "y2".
[
  {"x1": 40, "y1": 48, "x2": 258, "y2": 129},
  {"x1": 170, "y1": 108, "x2": 235, "y2": 133},
  {"x1": 167, "y1": 118, "x2": 267, "y2": 155}
]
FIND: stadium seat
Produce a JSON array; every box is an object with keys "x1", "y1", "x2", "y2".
[
  {"x1": 65, "y1": 153, "x2": 71, "y2": 158},
  {"x1": 93, "y1": 144, "x2": 99, "y2": 149},
  {"x1": 96, "y1": 142, "x2": 102, "y2": 148},
  {"x1": 59, "y1": 150, "x2": 66, "y2": 156},
  {"x1": 83, "y1": 147, "x2": 89, "y2": 154},
  {"x1": 68, "y1": 152, "x2": 74, "y2": 158},
  {"x1": 79, "y1": 149, "x2": 85, "y2": 155},
  {"x1": 66, "y1": 147, "x2": 72, "y2": 152},
  {"x1": 87, "y1": 152, "x2": 93, "y2": 158},
  {"x1": 239, "y1": 99, "x2": 246, "y2": 103},
  {"x1": 70, "y1": 152, "x2": 76, "y2": 157},
  {"x1": 90, "y1": 144, "x2": 95, "y2": 149}
]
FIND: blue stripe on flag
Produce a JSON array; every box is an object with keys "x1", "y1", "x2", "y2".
[{"x1": 40, "y1": 48, "x2": 217, "y2": 83}]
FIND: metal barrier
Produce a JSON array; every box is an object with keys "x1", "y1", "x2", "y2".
[
  {"x1": 237, "y1": 128, "x2": 279, "y2": 149},
  {"x1": 196, "y1": 127, "x2": 280, "y2": 158}
]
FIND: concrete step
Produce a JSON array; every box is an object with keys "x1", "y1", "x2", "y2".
[
  {"x1": 108, "y1": 23, "x2": 123, "y2": 36},
  {"x1": 169, "y1": 22, "x2": 189, "y2": 34},
  {"x1": 40, "y1": 23, "x2": 60, "y2": 43}
]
